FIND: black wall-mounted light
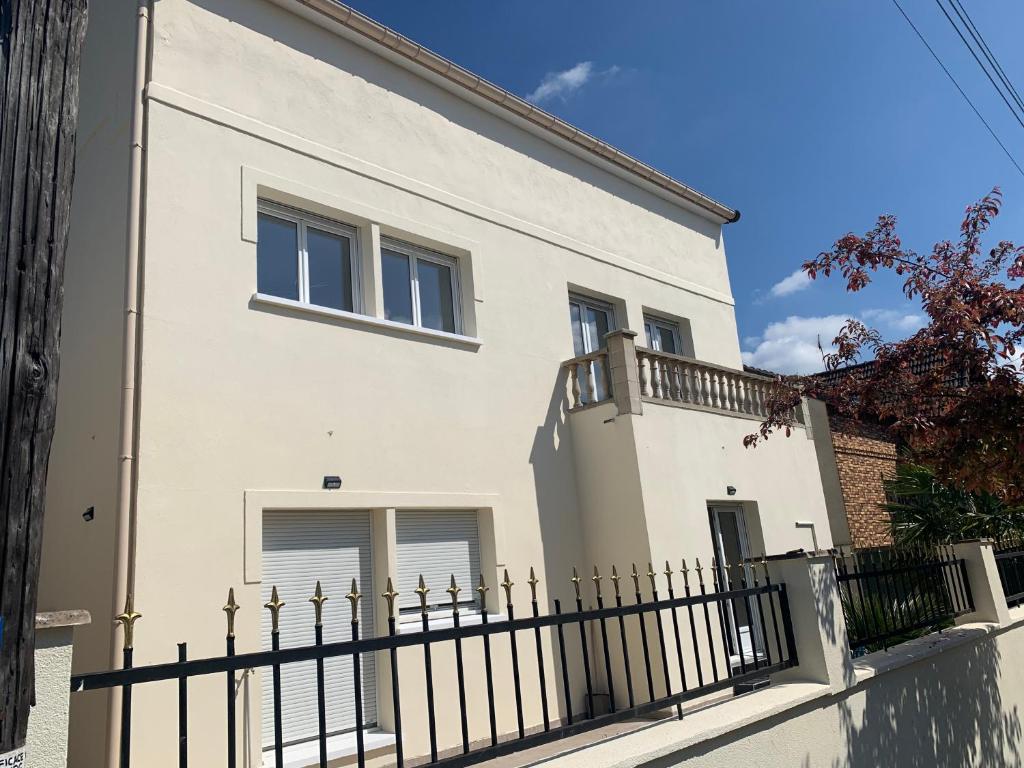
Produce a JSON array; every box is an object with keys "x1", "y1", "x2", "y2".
[
  {"x1": 726, "y1": 486, "x2": 737, "y2": 496},
  {"x1": 323, "y1": 476, "x2": 342, "y2": 490},
  {"x1": 82, "y1": 506, "x2": 95, "y2": 522}
]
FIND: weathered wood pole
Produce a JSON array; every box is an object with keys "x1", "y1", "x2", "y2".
[{"x1": 1, "y1": 0, "x2": 88, "y2": 754}]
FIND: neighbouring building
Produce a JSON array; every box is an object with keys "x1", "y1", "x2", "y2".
[{"x1": 39, "y1": 1, "x2": 834, "y2": 766}]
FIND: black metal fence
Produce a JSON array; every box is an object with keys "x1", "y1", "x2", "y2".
[
  {"x1": 834, "y1": 545, "x2": 974, "y2": 654},
  {"x1": 71, "y1": 560, "x2": 797, "y2": 768},
  {"x1": 995, "y1": 544, "x2": 1024, "y2": 607}
]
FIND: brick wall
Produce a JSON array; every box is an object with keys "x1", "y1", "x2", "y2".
[{"x1": 830, "y1": 421, "x2": 897, "y2": 549}]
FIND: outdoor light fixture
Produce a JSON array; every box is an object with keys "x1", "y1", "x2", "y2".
[
  {"x1": 82, "y1": 506, "x2": 95, "y2": 522},
  {"x1": 322, "y1": 476, "x2": 342, "y2": 490},
  {"x1": 726, "y1": 486, "x2": 737, "y2": 496}
]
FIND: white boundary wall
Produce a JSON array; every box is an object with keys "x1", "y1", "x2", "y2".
[{"x1": 547, "y1": 543, "x2": 1024, "y2": 768}]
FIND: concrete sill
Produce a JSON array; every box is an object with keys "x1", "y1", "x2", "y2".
[
  {"x1": 251, "y1": 293, "x2": 483, "y2": 349},
  {"x1": 262, "y1": 729, "x2": 395, "y2": 768},
  {"x1": 398, "y1": 612, "x2": 508, "y2": 634}
]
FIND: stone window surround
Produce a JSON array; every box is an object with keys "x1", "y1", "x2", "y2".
[
  {"x1": 242, "y1": 166, "x2": 483, "y2": 347},
  {"x1": 242, "y1": 490, "x2": 505, "y2": 628}
]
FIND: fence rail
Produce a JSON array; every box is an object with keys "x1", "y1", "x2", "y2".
[
  {"x1": 995, "y1": 546, "x2": 1024, "y2": 608},
  {"x1": 834, "y1": 545, "x2": 973, "y2": 654},
  {"x1": 72, "y1": 562, "x2": 797, "y2": 768}
]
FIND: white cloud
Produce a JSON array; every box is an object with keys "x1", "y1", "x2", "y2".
[
  {"x1": 861, "y1": 308, "x2": 925, "y2": 332},
  {"x1": 741, "y1": 315, "x2": 850, "y2": 375},
  {"x1": 741, "y1": 309, "x2": 928, "y2": 375},
  {"x1": 769, "y1": 268, "x2": 812, "y2": 298},
  {"x1": 527, "y1": 61, "x2": 612, "y2": 103}
]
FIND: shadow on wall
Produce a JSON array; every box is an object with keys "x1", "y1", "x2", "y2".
[
  {"x1": 527, "y1": 373, "x2": 586, "y2": 716},
  {"x1": 832, "y1": 637, "x2": 1021, "y2": 768}
]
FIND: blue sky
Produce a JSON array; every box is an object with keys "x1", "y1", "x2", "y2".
[{"x1": 345, "y1": 0, "x2": 1024, "y2": 373}]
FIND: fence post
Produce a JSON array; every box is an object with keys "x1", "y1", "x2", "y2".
[
  {"x1": 26, "y1": 611, "x2": 91, "y2": 768},
  {"x1": 952, "y1": 540, "x2": 1011, "y2": 626},
  {"x1": 767, "y1": 553, "x2": 853, "y2": 693},
  {"x1": 604, "y1": 330, "x2": 643, "y2": 416}
]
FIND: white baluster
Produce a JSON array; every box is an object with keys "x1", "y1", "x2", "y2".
[
  {"x1": 680, "y1": 363, "x2": 691, "y2": 402},
  {"x1": 637, "y1": 352, "x2": 648, "y2": 397},
  {"x1": 652, "y1": 358, "x2": 663, "y2": 399},
  {"x1": 585, "y1": 360, "x2": 596, "y2": 404},
  {"x1": 570, "y1": 364, "x2": 581, "y2": 408}
]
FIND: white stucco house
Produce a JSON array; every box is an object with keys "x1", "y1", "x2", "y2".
[{"x1": 39, "y1": 1, "x2": 833, "y2": 765}]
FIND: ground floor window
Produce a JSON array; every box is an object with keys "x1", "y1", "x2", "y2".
[
  {"x1": 261, "y1": 510, "x2": 377, "y2": 748},
  {"x1": 396, "y1": 510, "x2": 482, "y2": 622}
]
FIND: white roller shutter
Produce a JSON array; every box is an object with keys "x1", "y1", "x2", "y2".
[
  {"x1": 261, "y1": 511, "x2": 376, "y2": 749},
  {"x1": 396, "y1": 510, "x2": 481, "y2": 616}
]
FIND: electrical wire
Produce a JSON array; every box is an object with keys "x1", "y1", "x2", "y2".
[
  {"x1": 933, "y1": 0, "x2": 1024, "y2": 130},
  {"x1": 948, "y1": 0, "x2": 1024, "y2": 116},
  {"x1": 890, "y1": 0, "x2": 1024, "y2": 178}
]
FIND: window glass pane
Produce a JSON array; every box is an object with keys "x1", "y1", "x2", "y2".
[
  {"x1": 569, "y1": 303, "x2": 586, "y2": 356},
  {"x1": 416, "y1": 258, "x2": 455, "y2": 333},
  {"x1": 658, "y1": 326, "x2": 678, "y2": 355},
  {"x1": 644, "y1": 322, "x2": 654, "y2": 349},
  {"x1": 257, "y1": 213, "x2": 299, "y2": 300},
  {"x1": 585, "y1": 306, "x2": 610, "y2": 349},
  {"x1": 306, "y1": 227, "x2": 352, "y2": 311},
  {"x1": 382, "y1": 249, "x2": 413, "y2": 325}
]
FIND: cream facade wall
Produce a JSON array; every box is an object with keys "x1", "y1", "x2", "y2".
[{"x1": 43, "y1": 1, "x2": 836, "y2": 766}]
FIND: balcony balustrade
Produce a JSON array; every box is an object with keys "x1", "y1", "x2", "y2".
[{"x1": 636, "y1": 347, "x2": 773, "y2": 418}]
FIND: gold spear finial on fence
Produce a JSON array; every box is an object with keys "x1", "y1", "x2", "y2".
[
  {"x1": 681, "y1": 558, "x2": 690, "y2": 588},
  {"x1": 592, "y1": 566, "x2": 603, "y2": 599},
  {"x1": 571, "y1": 567, "x2": 582, "y2": 599},
  {"x1": 476, "y1": 574, "x2": 489, "y2": 610},
  {"x1": 760, "y1": 553, "x2": 770, "y2": 581},
  {"x1": 115, "y1": 593, "x2": 142, "y2": 650},
  {"x1": 501, "y1": 569, "x2": 515, "y2": 605},
  {"x1": 447, "y1": 575, "x2": 462, "y2": 614},
  {"x1": 223, "y1": 588, "x2": 240, "y2": 639},
  {"x1": 264, "y1": 586, "x2": 285, "y2": 634},
  {"x1": 610, "y1": 565, "x2": 622, "y2": 597},
  {"x1": 528, "y1": 567, "x2": 540, "y2": 601},
  {"x1": 346, "y1": 579, "x2": 362, "y2": 623},
  {"x1": 664, "y1": 561, "x2": 674, "y2": 590},
  {"x1": 711, "y1": 557, "x2": 721, "y2": 588},
  {"x1": 309, "y1": 581, "x2": 328, "y2": 627},
  {"x1": 694, "y1": 557, "x2": 705, "y2": 586},
  {"x1": 630, "y1": 563, "x2": 641, "y2": 593},
  {"x1": 647, "y1": 563, "x2": 657, "y2": 592},
  {"x1": 382, "y1": 578, "x2": 399, "y2": 620},
  {"x1": 415, "y1": 574, "x2": 430, "y2": 615}
]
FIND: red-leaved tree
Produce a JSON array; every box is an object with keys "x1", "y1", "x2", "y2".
[{"x1": 746, "y1": 189, "x2": 1024, "y2": 501}]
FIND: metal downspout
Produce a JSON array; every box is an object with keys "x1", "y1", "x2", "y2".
[{"x1": 107, "y1": 1, "x2": 150, "y2": 765}]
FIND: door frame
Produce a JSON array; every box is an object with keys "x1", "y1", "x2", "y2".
[{"x1": 708, "y1": 504, "x2": 765, "y2": 665}]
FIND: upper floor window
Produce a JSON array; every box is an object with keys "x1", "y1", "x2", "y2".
[
  {"x1": 644, "y1": 315, "x2": 682, "y2": 355},
  {"x1": 382, "y1": 238, "x2": 461, "y2": 334},
  {"x1": 569, "y1": 294, "x2": 616, "y2": 403},
  {"x1": 257, "y1": 202, "x2": 358, "y2": 312}
]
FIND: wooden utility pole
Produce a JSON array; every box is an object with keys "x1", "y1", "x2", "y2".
[{"x1": 1, "y1": 0, "x2": 88, "y2": 756}]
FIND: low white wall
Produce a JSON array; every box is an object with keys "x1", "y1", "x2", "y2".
[
  {"x1": 546, "y1": 612, "x2": 1024, "y2": 768},
  {"x1": 25, "y1": 612, "x2": 90, "y2": 768}
]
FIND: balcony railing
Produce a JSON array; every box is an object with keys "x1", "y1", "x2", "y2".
[
  {"x1": 636, "y1": 347, "x2": 773, "y2": 418},
  {"x1": 563, "y1": 350, "x2": 612, "y2": 409}
]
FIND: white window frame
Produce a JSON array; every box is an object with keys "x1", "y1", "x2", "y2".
[
  {"x1": 644, "y1": 314, "x2": 682, "y2": 354},
  {"x1": 257, "y1": 200, "x2": 362, "y2": 314},
  {"x1": 568, "y1": 294, "x2": 616, "y2": 354},
  {"x1": 380, "y1": 237, "x2": 462, "y2": 334}
]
